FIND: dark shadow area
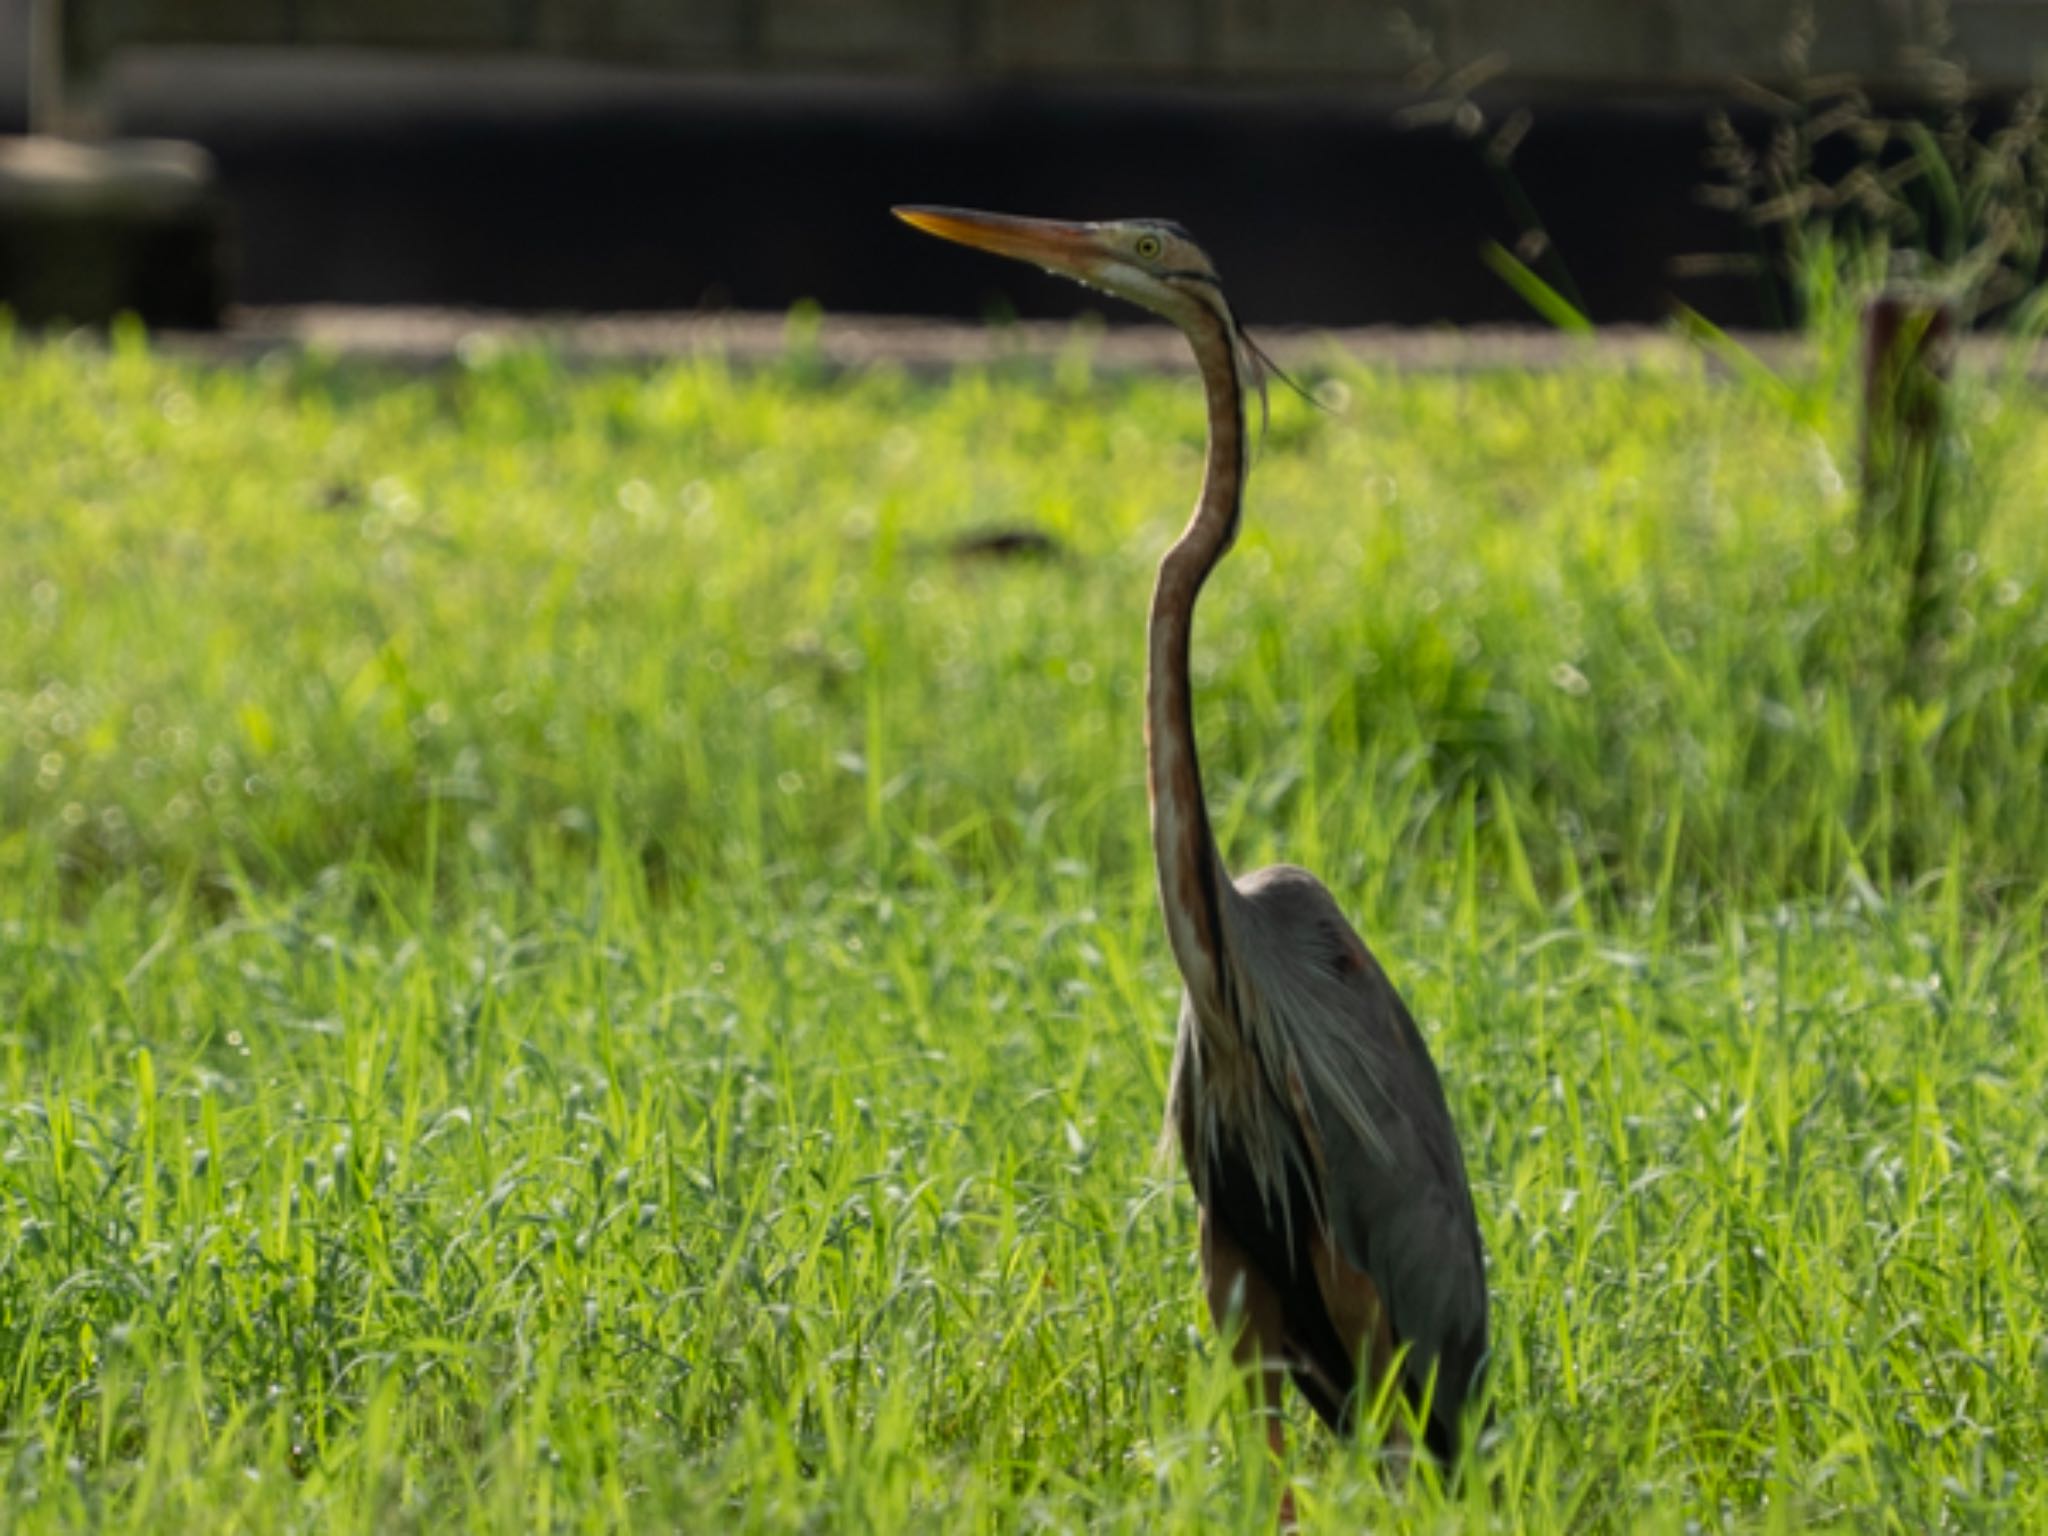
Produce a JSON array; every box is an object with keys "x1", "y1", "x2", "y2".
[{"x1": 112, "y1": 52, "x2": 1785, "y2": 326}]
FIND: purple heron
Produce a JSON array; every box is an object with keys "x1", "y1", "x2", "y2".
[{"x1": 892, "y1": 206, "x2": 1489, "y2": 1479}]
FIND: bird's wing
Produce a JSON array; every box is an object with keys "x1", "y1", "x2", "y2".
[
  {"x1": 1196, "y1": 1119, "x2": 1360, "y2": 1432},
  {"x1": 1229, "y1": 865, "x2": 1489, "y2": 1457},
  {"x1": 1293, "y1": 978, "x2": 1489, "y2": 1459}
]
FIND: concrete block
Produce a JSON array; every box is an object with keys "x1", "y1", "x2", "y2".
[
  {"x1": 1943, "y1": 1, "x2": 2048, "y2": 91},
  {"x1": 1669, "y1": 0, "x2": 1895, "y2": 86},
  {"x1": 112, "y1": 0, "x2": 300, "y2": 44},
  {"x1": 767, "y1": 0, "x2": 962, "y2": 66},
  {"x1": 298, "y1": 0, "x2": 526, "y2": 49},
  {"x1": 1214, "y1": 0, "x2": 1419, "y2": 76},
  {"x1": 983, "y1": 0, "x2": 1207, "y2": 71},
  {"x1": 529, "y1": 0, "x2": 745, "y2": 61},
  {"x1": 1451, "y1": 0, "x2": 1667, "y2": 81},
  {"x1": 0, "y1": 135, "x2": 227, "y2": 324}
]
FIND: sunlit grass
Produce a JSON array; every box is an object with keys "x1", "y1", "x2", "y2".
[{"x1": 1, "y1": 322, "x2": 2045, "y2": 1531}]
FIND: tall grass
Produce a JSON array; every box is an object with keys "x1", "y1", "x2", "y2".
[
  {"x1": 2, "y1": 326, "x2": 2045, "y2": 1530},
  {"x1": 6, "y1": 326, "x2": 2045, "y2": 910}
]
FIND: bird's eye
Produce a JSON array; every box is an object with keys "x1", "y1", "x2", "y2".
[{"x1": 1134, "y1": 234, "x2": 1163, "y2": 260}]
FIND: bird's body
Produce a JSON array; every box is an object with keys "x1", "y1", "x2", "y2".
[
  {"x1": 894, "y1": 204, "x2": 1489, "y2": 1474},
  {"x1": 1171, "y1": 864, "x2": 1488, "y2": 1459}
]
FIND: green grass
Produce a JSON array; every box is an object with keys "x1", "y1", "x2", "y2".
[{"x1": 2, "y1": 320, "x2": 2045, "y2": 1531}]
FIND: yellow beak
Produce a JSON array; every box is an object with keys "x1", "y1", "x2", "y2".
[{"x1": 892, "y1": 205, "x2": 1103, "y2": 277}]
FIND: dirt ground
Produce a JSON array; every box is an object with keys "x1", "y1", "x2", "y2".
[{"x1": 163, "y1": 305, "x2": 1785, "y2": 375}]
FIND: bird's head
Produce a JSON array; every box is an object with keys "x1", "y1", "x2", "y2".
[
  {"x1": 893, "y1": 205, "x2": 1314, "y2": 431},
  {"x1": 892, "y1": 206, "x2": 1227, "y2": 328}
]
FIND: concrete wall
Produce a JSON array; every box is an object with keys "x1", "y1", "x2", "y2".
[{"x1": 51, "y1": 0, "x2": 2048, "y2": 94}]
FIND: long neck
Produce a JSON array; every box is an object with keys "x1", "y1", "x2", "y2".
[{"x1": 1146, "y1": 306, "x2": 1245, "y2": 1026}]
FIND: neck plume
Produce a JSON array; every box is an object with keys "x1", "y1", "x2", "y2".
[{"x1": 1146, "y1": 305, "x2": 1245, "y2": 1027}]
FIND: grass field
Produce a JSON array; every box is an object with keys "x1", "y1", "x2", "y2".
[{"x1": 2, "y1": 321, "x2": 2046, "y2": 1532}]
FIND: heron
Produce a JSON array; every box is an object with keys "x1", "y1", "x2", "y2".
[{"x1": 893, "y1": 207, "x2": 1490, "y2": 1482}]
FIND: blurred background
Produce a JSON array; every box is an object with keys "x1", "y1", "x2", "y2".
[{"x1": 5, "y1": 0, "x2": 2048, "y2": 330}]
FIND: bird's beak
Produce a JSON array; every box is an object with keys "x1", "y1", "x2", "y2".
[{"x1": 892, "y1": 205, "x2": 1104, "y2": 280}]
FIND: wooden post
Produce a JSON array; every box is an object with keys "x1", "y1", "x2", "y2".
[{"x1": 1859, "y1": 288, "x2": 1957, "y2": 660}]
